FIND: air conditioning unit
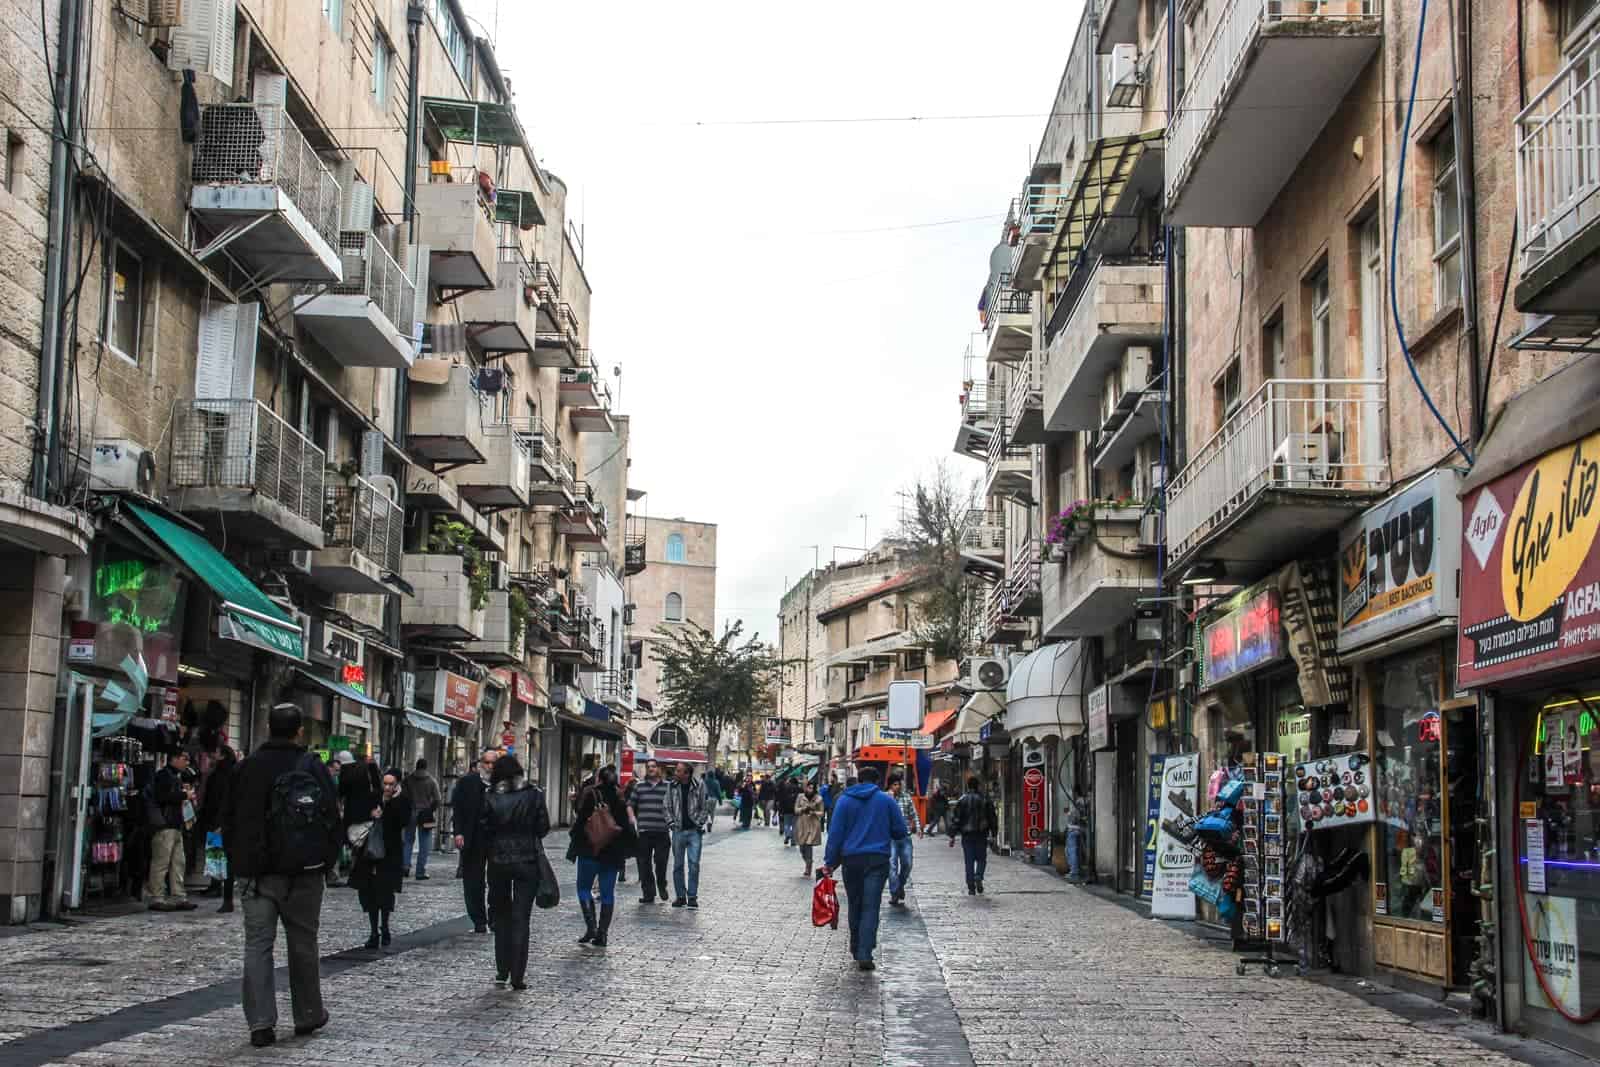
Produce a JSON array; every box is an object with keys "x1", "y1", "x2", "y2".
[
  {"x1": 1109, "y1": 44, "x2": 1138, "y2": 88},
  {"x1": 340, "y1": 181, "x2": 376, "y2": 234},
  {"x1": 90, "y1": 439, "x2": 158, "y2": 495},
  {"x1": 1107, "y1": 45, "x2": 1143, "y2": 108},
  {"x1": 1139, "y1": 510, "x2": 1161, "y2": 548},
  {"x1": 268, "y1": 549, "x2": 312, "y2": 575},
  {"x1": 1115, "y1": 346, "x2": 1153, "y2": 409},
  {"x1": 967, "y1": 656, "x2": 1009, "y2": 692},
  {"x1": 367, "y1": 473, "x2": 399, "y2": 502}
]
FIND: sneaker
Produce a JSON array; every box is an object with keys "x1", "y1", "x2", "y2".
[
  {"x1": 218, "y1": 902, "x2": 235, "y2": 914},
  {"x1": 976, "y1": 881, "x2": 984, "y2": 895},
  {"x1": 293, "y1": 1012, "x2": 329, "y2": 1037},
  {"x1": 510, "y1": 978, "x2": 527, "y2": 991},
  {"x1": 858, "y1": 959, "x2": 876, "y2": 971},
  {"x1": 638, "y1": 895, "x2": 655, "y2": 905},
  {"x1": 671, "y1": 898, "x2": 686, "y2": 908},
  {"x1": 473, "y1": 923, "x2": 488, "y2": 933},
  {"x1": 148, "y1": 900, "x2": 172, "y2": 912},
  {"x1": 415, "y1": 873, "x2": 430, "y2": 881},
  {"x1": 495, "y1": 973, "x2": 508, "y2": 987},
  {"x1": 250, "y1": 1028, "x2": 276, "y2": 1048},
  {"x1": 687, "y1": 897, "x2": 698, "y2": 909},
  {"x1": 967, "y1": 884, "x2": 976, "y2": 896}
]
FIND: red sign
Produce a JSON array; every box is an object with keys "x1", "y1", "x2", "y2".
[
  {"x1": 620, "y1": 749, "x2": 635, "y2": 789},
  {"x1": 340, "y1": 663, "x2": 366, "y2": 693},
  {"x1": 1458, "y1": 430, "x2": 1600, "y2": 686},
  {"x1": 1202, "y1": 586, "x2": 1283, "y2": 687},
  {"x1": 438, "y1": 672, "x2": 481, "y2": 724},
  {"x1": 493, "y1": 668, "x2": 540, "y2": 706},
  {"x1": 1022, "y1": 767, "x2": 1046, "y2": 850},
  {"x1": 1418, "y1": 711, "x2": 1442, "y2": 743}
]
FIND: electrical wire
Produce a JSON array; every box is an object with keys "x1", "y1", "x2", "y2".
[{"x1": 1387, "y1": 0, "x2": 1475, "y2": 466}]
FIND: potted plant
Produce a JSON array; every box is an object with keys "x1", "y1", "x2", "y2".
[
  {"x1": 427, "y1": 516, "x2": 490, "y2": 611},
  {"x1": 1044, "y1": 500, "x2": 1092, "y2": 558}
]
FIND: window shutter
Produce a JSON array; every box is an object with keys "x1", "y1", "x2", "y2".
[
  {"x1": 361, "y1": 430, "x2": 384, "y2": 476},
  {"x1": 195, "y1": 302, "x2": 257, "y2": 403},
  {"x1": 209, "y1": 0, "x2": 236, "y2": 88},
  {"x1": 167, "y1": 0, "x2": 215, "y2": 76},
  {"x1": 230, "y1": 301, "x2": 259, "y2": 399}
]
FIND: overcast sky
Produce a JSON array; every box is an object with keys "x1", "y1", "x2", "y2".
[{"x1": 467, "y1": 0, "x2": 1084, "y2": 637}]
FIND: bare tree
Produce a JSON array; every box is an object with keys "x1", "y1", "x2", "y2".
[{"x1": 897, "y1": 461, "x2": 983, "y2": 662}]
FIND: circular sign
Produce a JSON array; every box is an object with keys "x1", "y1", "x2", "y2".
[{"x1": 1023, "y1": 768, "x2": 1045, "y2": 787}]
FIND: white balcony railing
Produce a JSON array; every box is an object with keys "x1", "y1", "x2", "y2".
[
  {"x1": 192, "y1": 103, "x2": 341, "y2": 248},
  {"x1": 1517, "y1": 33, "x2": 1600, "y2": 272},
  {"x1": 1165, "y1": 378, "x2": 1387, "y2": 561},
  {"x1": 1006, "y1": 357, "x2": 1041, "y2": 430},
  {"x1": 169, "y1": 399, "x2": 326, "y2": 530},
  {"x1": 327, "y1": 231, "x2": 416, "y2": 336},
  {"x1": 326, "y1": 473, "x2": 404, "y2": 573},
  {"x1": 959, "y1": 508, "x2": 1006, "y2": 554},
  {"x1": 1166, "y1": 0, "x2": 1377, "y2": 204}
]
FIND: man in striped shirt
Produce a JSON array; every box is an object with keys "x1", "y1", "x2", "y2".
[
  {"x1": 628, "y1": 760, "x2": 672, "y2": 903},
  {"x1": 887, "y1": 774, "x2": 921, "y2": 908}
]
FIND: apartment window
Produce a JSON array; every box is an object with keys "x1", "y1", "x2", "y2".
[
  {"x1": 103, "y1": 241, "x2": 144, "y2": 365},
  {"x1": 431, "y1": 0, "x2": 471, "y2": 83},
  {"x1": 651, "y1": 723, "x2": 688, "y2": 748},
  {"x1": 323, "y1": 0, "x2": 342, "y2": 35},
  {"x1": 1358, "y1": 214, "x2": 1385, "y2": 468},
  {"x1": 1309, "y1": 268, "x2": 1332, "y2": 379},
  {"x1": 1432, "y1": 124, "x2": 1462, "y2": 310},
  {"x1": 903, "y1": 649, "x2": 927, "y2": 671},
  {"x1": 1563, "y1": 0, "x2": 1600, "y2": 42},
  {"x1": 665, "y1": 533, "x2": 685, "y2": 563},
  {"x1": 372, "y1": 30, "x2": 392, "y2": 109},
  {"x1": 1215, "y1": 356, "x2": 1242, "y2": 426},
  {"x1": 1263, "y1": 314, "x2": 1286, "y2": 382},
  {"x1": 664, "y1": 592, "x2": 683, "y2": 621}
]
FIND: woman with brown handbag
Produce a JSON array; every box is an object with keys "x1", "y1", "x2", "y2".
[{"x1": 567, "y1": 765, "x2": 635, "y2": 948}]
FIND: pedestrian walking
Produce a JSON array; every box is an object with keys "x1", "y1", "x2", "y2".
[
  {"x1": 568, "y1": 765, "x2": 635, "y2": 948},
  {"x1": 947, "y1": 776, "x2": 998, "y2": 895},
  {"x1": 451, "y1": 749, "x2": 500, "y2": 933},
  {"x1": 334, "y1": 750, "x2": 372, "y2": 886},
  {"x1": 778, "y1": 775, "x2": 801, "y2": 845},
  {"x1": 926, "y1": 780, "x2": 948, "y2": 838},
  {"x1": 823, "y1": 773, "x2": 844, "y2": 833},
  {"x1": 1065, "y1": 785, "x2": 1089, "y2": 883},
  {"x1": 627, "y1": 759, "x2": 671, "y2": 904},
  {"x1": 479, "y1": 756, "x2": 550, "y2": 990},
  {"x1": 820, "y1": 766, "x2": 908, "y2": 971},
  {"x1": 199, "y1": 745, "x2": 238, "y2": 912},
  {"x1": 737, "y1": 777, "x2": 755, "y2": 831},
  {"x1": 758, "y1": 776, "x2": 777, "y2": 827},
  {"x1": 351, "y1": 769, "x2": 410, "y2": 950},
  {"x1": 666, "y1": 761, "x2": 710, "y2": 908},
  {"x1": 703, "y1": 769, "x2": 723, "y2": 830},
  {"x1": 886, "y1": 774, "x2": 921, "y2": 907},
  {"x1": 402, "y1": 758, "x2": 441, "y2": 880},
  {"x1": 223, "y1": 703, "x2": 340, "y2": 1048},
  {"x1": 793, "y1": 779, "x2": 824, "y2": 878},
  {"x1": 145, "y1": 750, "x2": 197, "y2": 911}
]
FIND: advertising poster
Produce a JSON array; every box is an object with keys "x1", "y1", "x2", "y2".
[
  {"x1": 1022, "y1": 768, "x2": 1046, "y2": 850},
  {"x1": 1152, "y1": 753, "x2": 1198, "y2": 919},
  {"x1": 1143, "y1": 755, "x2": 1166, "y2": 900},
  {"x1": 1524, "y1": 894, "x2": 1582, "y2": 1016}
]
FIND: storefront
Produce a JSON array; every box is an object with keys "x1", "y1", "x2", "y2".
[
  {"x1": 491, "y1": 668, "x2": 544, "y2": 769},
  {"x1": 420, "y1": 668, "x2": 484, "y2": 808},
  {"x1": 1454, "y1": 394, "x2": 1600, "y2": 1054},
  {"x1": 548, "y1": 685, "x2": 622, "y2": 826},
  {"x1": 1003, "y1": 642, "x2": 1087, "y2": 864}
]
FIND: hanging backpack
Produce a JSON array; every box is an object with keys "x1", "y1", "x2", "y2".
[{"x1": 266, "y1": 757, "x2": 333, "y2": 875}]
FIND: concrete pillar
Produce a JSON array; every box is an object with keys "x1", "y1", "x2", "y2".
[{"x1": 0, "y1": 549, "x2": 65, "y2": 924}]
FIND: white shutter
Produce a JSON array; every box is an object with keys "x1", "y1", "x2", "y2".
[
  {"x1": 167, "y1": 0, "x2": 215, "y2": 75},
  {"x1": 409, "y1": 243, "x2": 430, "y2": 356},
  {"x1": 195, "y1": 302, "x2": 257, "y2": 404},
  {"x1": 209, "y1": 0, "x2": 236, "y2": 88},
  {"x1": 230, "y1": 301, "x2": 259, "y2": 399},
  {"x1": 360, "y1": 430, "x2": 384, "y2": 476},
  {"x1": 251, "y1": 71, "x2": 287, "y2": 107}
]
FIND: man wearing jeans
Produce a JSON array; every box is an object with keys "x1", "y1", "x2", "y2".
[
  {"x1": 886, "y1": 774, "x2": 921, "y2": 907},
  {"x1": 820, "y1": 766, "x2": 908, "y2": 971},
  {"x1": 402, "y1": 759, "x2": 441, "y2": 879},
  {"x1": 665, "y1": 762, "x2": 709, "y2": 908},
  {"x1": 223, "y1": 704, "x2": 341, "y2": 1048},
  {"x1": 1065, "y1": 785, "x2": 1089, "y2": 882},
  {"x1": 947, "y1": 776, "x2": 998, "y2": 895},
  {"x1": 628, "y1": 760, "x2": 672, "y2": 903}
]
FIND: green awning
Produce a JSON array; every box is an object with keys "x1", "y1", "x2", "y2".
[
  {"x1": 294, "y1": 668, "x2": 389, "y2": 710},
  {"x1": 423, "y1": 97, "x2": 531, "y2": 152},
  {"x1": 1040, "y1": 130, "x2": 1164, "y2": 296},
  {"x1": 125, "y1": 504, "x2": 305, "y2": 662},
  {"x1": 494, "y1": 188, "x2": 545, "y2": 227}
]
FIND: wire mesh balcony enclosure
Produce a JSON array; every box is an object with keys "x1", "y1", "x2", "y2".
[
  {"x1": 168, "y1": 399, "x2": 326, "y2": 546},
  {"x1": 325, "y1": 475, "x2": 404, "y2": 574},
  {"x1": 190, "y1": 104, "x2": 343, "y2": 282},
  {"x1": 294, "y1": 231, "x2": 417, "y2": 368}
]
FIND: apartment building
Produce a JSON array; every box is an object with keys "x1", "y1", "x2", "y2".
[
  {"x1": 0, "y1": 0, "x2": 644, "y2": 922},
  {"x1": 628, "y1": 515, "x2": 717, "y2": 760}
]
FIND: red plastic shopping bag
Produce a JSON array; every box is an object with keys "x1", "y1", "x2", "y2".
[{"x1": 812, "y1": 871, "x2": 839, "y2": 929}]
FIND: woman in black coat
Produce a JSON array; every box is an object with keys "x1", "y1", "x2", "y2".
[
  {"x1": 199, "y1": 746, "x2": 238, "y2": 911},
  {"x1": 567, "y1": 765, "x2": 636, "y2": 948},
  {"x1": 350, "y1": 768, "x2": 411, "y2": 949},
  {"x1": 478, "y1": 756, "x2": 550, "y2": 988}
]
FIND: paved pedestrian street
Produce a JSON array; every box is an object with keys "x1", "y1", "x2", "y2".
[{"x1": 0, "y1": 827, "x2": 1569, "y2": 1066}]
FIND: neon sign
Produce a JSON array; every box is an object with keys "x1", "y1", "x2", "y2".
[
  {"x1": 341, "y1": 663, "x2": 367, "y2": 694},
  {"x1": 93, "y1": 557, "x2": 181, "y2": 635},
  {"x1": 1202, "y1": 587, "x2": 1283, "y2": 687}
]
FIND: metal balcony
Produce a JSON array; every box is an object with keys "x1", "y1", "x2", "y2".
[
  {"x1": 457, "y1": 245, "x2": 539, "y2": 353},
  {"x1": 454, "y1": 424, "x2": 532, "y2": 512},
  {"x1": 536, "y1": 298, "x2": 581, "y2": 367},
  {"x1": 1165, "y1": 0, "x2": 1381, "y2": 226},
  {"x1": 1166, "y1": 378, "x2": 1388, "y2": 578},
  {"x1": 1005, "y1": 184, "x2": 1066, "y2": 290},
  {"x1": 595, "y1": 668, "x2": 637, "y2": 712},
  {"x1": 294, "y1": 231, "x2": 417, "y2": 369},
  {"x1": 1515, "y1": 32, "x2": 1600, "y2": 319},
  {"x1": 954, "y1": 377, "x2": 997, "y2": 461},
  {"x1": 461, "y1": 589, "x2": 525, "y2": 664},
  {"x1": 1005, "y1": 357, "x2": 1046, "y2": 446},
  {"x1": 413, "y1": 179, "x2": 499, "y2": 292},
  {"x1": 558, "y1": 482, "x2": 606, "y2": 544},
  {"x1": 400, "y1": 552, "x2": 485, "y2": 641},
  {"x1": 982, "y1": 582, "x2": 1029, "y2": 646},
  {"x1": 1043, "y1": 256, "x2": 1164, "y2": 432},
  {"x1": 168, "y1": 399, "x2": 325, "y2": 549},
  {"x1": 521, "y1": 417, "x2": 576, "y2": 506},
  {"x1": 407, "y1": 363, "x2": 492, "y2": 467},
  {"x1": 958, "y1": 508, "x2": 1006, "y2": 559},
  {"x1": 311, "y1": 474, "x2": 405, "y2": 595},
  {"x1": 1005, "y1": 541, "x2": 1042, "y2": 619},
  {"x1": 1042, "y1": 509, "x2": 1158, "y2": 638},
  {"x1": 980, "y1": 273, "x2": 1032, "y2": 363},
  {"x1": 189, "y1": 104, "x2": 342, "y2": 283},
  {"x1": 984, "y1": 414, "x2": 1032, "y2": 501},
  {"x1": 1094, "y1": 390, "x2": 1166, "y2": 474},
  {"x1": 560, "y1": 355, "x2": 615, "y2": 433},
  {"x1": 625, "y1": 535, "x2": 647, "y2": 576}
]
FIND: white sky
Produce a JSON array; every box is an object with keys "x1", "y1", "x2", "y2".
[{"x1": 467, "y1": 0, "x2": 1084, "y2": 636}]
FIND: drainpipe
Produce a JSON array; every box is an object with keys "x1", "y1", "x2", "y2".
[
  {"x1": 389, "y1": 3, "x2": 425, "y2": 647},
  {"x1": 1167, "y1": 0, "x2": 1191, "y2": 747},
  {"x1": 36, "y1": 0, "x2": 86, "y2": 500},
  {"x1": 1445, "y1": 0, "x2": 1484, "y2": 442}
]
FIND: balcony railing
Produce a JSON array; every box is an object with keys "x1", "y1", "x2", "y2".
[
  {"x1": 328, "y1": 231, "x2": 416, "y2": 337},
  {"x1": 1006, "y1": 540, "x2": 1041, "y2": 609},
  {"x1": 1517, "y1": 32, "x2": 1600, "y2": 274},
  {"x1": 1165, "y1": 378, "x2": 1388, "y2": 561},
  {"x1": 1009, "y1": 184, "x2": 1066, "y2": 240},
  {"x1": 325, "y1": 474, "x2": 404, "y2": 573},
  {"x1": 170, "y1": 399, "x2": 327, "y2": 530},
  {"x1": 533, "y1": 260, "x2": 562, "y2": 301},
  {"x1": 959, "y1": 508, "x2": 1006, "y2": 554},
  {"x1": 980, "y1": 272, "x2": 1032, "y2": 331},
  {"x1": 1005, "y1": 357, "x2": 1041, "y2": 431},
  {"x1": 192, "y1": 103, "x2": 340, "y2": 249}
]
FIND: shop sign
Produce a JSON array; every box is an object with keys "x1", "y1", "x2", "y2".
[
  {"x1": 1524, "y1": 894, "x2": 1582, "y2": 1016},
  {"x1": 340, "y1": 663, "x2": 366, "y2": 694},
  {"x1": 400, "y1": 671, "x2": 416, "y2": 710},
  {"x1": 1338, "y1": 469, "x2": 1462, "y2": 651},
  {"x1": 1201, "y1": 585, "x2": 1283, "y2": 688},
  {"x1": 869, "y1": 722, "x2": 934, "y2": 749},
  {"x1": 1459, "y1": 430, "x2": 1600, "y2": 686},
  {"x1": 1087, "y1": 685, "x2": 1110, "y2": 750},
  {"x1": 1526, "y1": 819, "x2": 1546, "y2": 893},
  {"x1": 513, "y1": 671, "x2": 538, "y2": 705},
  {"x1": 313, "y1": 620, "x2": 365, "y2": 665},
  {"x1": 1152, "y1": 754, "x2": 1198, "y2": 919},
  {"x1": 1143, "y1": 756, "x2": 1165, "y2": 899},
  {"x1": 549, "y1": 685, "x2": 585, "y2": 717},
  {"x1": 765, "y1": 717, "x2": 791, "y2": 745},
  {"x1": 1277, "y1": 562, "x2": 1350, "y2": 707},
  {"x1": 435, "y1": 671, "x2": 482, "y2": 724},
  {"x1": 1021, "y1": 767, "x2": 1046, "y2": 850}
]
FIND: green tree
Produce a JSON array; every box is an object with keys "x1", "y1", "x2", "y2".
[
  {"x1": 650, "y1": 620, "x2": 791, "y2": 765},
  {"x1": 899, "y1": 460, "x2": 983, "y2": 662}
]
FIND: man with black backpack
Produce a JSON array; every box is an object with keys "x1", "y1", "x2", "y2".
[
  {"x1": 947, "y1": 776, "x2": 998, "y2": 895},
  {"x1": 224, "y1": 703, "x2": 341, "y2": 1048}
]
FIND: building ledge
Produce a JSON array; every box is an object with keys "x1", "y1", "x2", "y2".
[{"x1": 0, "y1": 490, "x2": 92, "y2": 557}]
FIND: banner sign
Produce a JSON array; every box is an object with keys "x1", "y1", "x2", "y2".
[
  {"x1": 1022, "y1": 767, "x2": 1046, "y2": 850},
  {"x1": 1088, "y1": 685, "x2": 1110, "y2": 750},
  {"x1": 1143, "y1": 755, "x2": 1165, "y2": 899},
  {"x1": 1338, "y1": 469, "x2": 1462, "y2": 651},
  {"x1": 868, "y1": 722, "x2": 935, "y2": 749},
  {"x1": 1152, "y1": 753, "x2": 1199, "y2": 919},
  {"x1": 1524, "y1": 894, "x2": 1582, "y2": 1016},
  {"x1": 765, "y1": 717, "x2": 792, "y2": 745},
  {"x1": 435, "y1": 671, "x2": 481, "y2": 724},
  {"x1": 1459, "y1": 430, "x2": 1600, "y2": 686}
]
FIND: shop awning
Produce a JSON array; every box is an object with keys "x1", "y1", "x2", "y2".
[
  {"x1": 922, "y1": 709, "x2": 958, "y2": 736},
  {"x1": 950, "y1": 691, "x2": 1004, "y2": 744},
  {"x1": 494, "y1": 188, "x2": 544, "y2": 227},
  {"x1": 124, "y1": 503, "x2": 305, "y2": 662},
  {"x1": 405, "y1": 709, "x2": 452, "y2": 737},
  {"x1": 1004, "y1": 641, "x2": 1087, "y2": 743},
  {"x1": 423, "y1": 97, "x2": 531, "y2": 151},
  {"x1": 1462, "y1": 353, "x2": 1600, "y2": 492},
  {"x1": 293, "y1": 669, "x2": 389, "y2": 710},
  {"x1": 855, "y1": 745, "x2": 920, "y2": 763}
]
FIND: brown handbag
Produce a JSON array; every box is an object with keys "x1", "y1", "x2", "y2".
[{"x1": 583, "y1": 795, "x2": 620, "y2": 855}]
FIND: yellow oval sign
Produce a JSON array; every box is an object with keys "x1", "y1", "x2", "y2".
[{"x1": 1500, "y1": 430, "x2": 1600, "y2": 621}]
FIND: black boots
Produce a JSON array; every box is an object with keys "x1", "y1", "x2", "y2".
[
  {"x1": 578, "y1": 900, "x2": 598, "y2": 944},
  {"x1": 593, "y1": 902, "x2": 614, "y2": 948},
  {"x1": 365, "y1": 912, "x2": 380, "y2": 949},
  {"x1": 380, "y1": 911, "x2": 392, "y2": 946}
]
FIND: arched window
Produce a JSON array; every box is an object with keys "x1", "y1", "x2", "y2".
[
  {"x1": 664, "y1": 592, "x2": 683, "y2": 621},
  {"x1": 665, "y1": 533, "x2": 685, "y2": 563},
  {"x1": 651, "y1": 723, "x2": 689, "y2": 748}
]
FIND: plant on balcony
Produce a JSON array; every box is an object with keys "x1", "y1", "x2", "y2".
[
  {"x1": 427, "y1": 516, "x2": 490, "y2": 611},
  {"x1": 508, "y1": 586, "x2": 530, "y2": 648},
  {"x1": 1045, "y1": 500, "x2": 1092, "y2": 546}
]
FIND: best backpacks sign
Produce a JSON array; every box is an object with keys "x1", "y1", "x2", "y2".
[
  {"x1": 1458, "y1": 431, "x2": 1600, "y2": 687},
  {"x1": 1338, "y1": 469, "x2": 1462, "y2": 651}
]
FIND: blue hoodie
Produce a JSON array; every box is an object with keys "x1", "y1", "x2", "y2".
[{"x1": 823, "y1": 783, "x2": 908, "y2": 868}]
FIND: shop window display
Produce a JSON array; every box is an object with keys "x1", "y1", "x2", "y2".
[{"x1": 1373, "y1": 648, "x2": 1445, "y2": 923}]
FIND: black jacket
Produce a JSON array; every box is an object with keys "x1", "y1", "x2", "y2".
[
  {"x1": 479, "y1": 778, "x2": 551, "y2": 866},
  {"x1": 339, "y1": 763, "x2": 379, "y2": 829},
  {"x1": 351, "y1": 793, "x2": 411, "y2": 893},
  {"x1": 451, "y1": 773, "x2": 490, "y2": 853},
  {"x1": 199, "y1": 755, "x2": 237, "y2": 833},
  {"x1": 778, "y1": 780, "x2": 801, "y2": 815},
  {"x1": 147, "y1": 765, "x2": 187, "y2": 830},
  {"x1": 568, "y1": 782, "x2": 636, "y2": 869},
  {"x1": 948, "y1": 790, "x2": 999, "y2": 839},
  {"x1": 223, "y1": 740, "x2": 340, "y2": 879}
]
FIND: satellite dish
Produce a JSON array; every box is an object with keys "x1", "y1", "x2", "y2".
[{"x1": 988, "y1": 242, "x2": 1013, "y2": 276}]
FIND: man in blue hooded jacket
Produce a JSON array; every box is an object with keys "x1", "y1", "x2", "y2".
[{"x1": 819, "y1": 766, "x2": 908, "y2": 971}]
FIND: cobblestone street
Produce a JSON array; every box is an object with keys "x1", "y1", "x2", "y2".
[{"x1": 0, "y1": 826, "x2": 1569, "y2": 1066}]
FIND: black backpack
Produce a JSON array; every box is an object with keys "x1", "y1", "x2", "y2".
[{"x1": 266, "y1": 757, "x2": 333, "y2": 874}]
